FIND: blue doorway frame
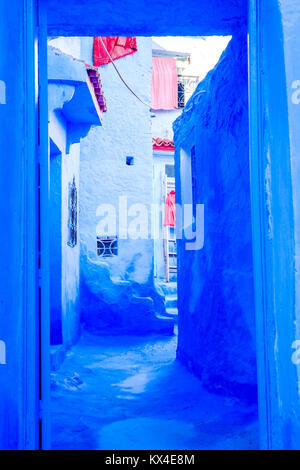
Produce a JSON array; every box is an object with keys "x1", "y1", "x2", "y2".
[
  {"x1": 0, "y1": 0, "x2": 50, "y2": 450},
  {"x1": 2, "y1": 0, "x2": 300, "y2": 450},
  {"x1": 32, "y1": 0, "x2": 300, "y2": 450},
  {"x1": 248, "y1": 0, "x2": 300, "y2": 450},
  {"x1": 37, "y1": 0, "x2": 295, "y2": 450},
  {"x1": 37, "y1": 1, "x2": 51, "y2": 449}
]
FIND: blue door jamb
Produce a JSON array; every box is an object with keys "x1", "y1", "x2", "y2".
[
  {"x1": 23, "y1": 0, "x2": 40, "y2": 450},
  {"x1": 0, "y1": 0, "x2": 48, "y2": 450},
  {"x1": 248, "y1": 0, "x2": 299, "y2": 450},
  {"x1": 248, "y1": 0, "x2": 272, "y2": 448},
  {"x1": 37, "y1": 0, "x2": 51, "y2": 449}
]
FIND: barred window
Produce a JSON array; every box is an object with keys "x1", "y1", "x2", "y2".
[
  {"x1": 67, "y1": 177, "x2": 78, "y2": 248},
  {"x1": 178, "y1": 75, "x2": 200, "y2": 108},
  {"x1": 97, "y1": 236, "x2": 118, "y2": 257}
]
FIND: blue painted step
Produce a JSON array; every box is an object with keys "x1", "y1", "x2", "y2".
[
  {"x1": 165, "y1": 308, "x2": 178, "y2": 321},
  {"x1": 165, "y1": 294, "x2": 177, "y2": 310}
]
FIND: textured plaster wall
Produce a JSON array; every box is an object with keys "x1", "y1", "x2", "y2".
[
  {"x1": 48, "y1": 37, "x2": 94, "y2": 65},
  {"x1": 48, "y1": 83, "x2": 81, "y2": 349},
  {"x1": 50, "y1": 147, "x2": 62, "y2": 344},
  {"x1": 61, "y1": 143, "x2": 81, "y2": 347},
  {"x1": 80, "y1": 37, "x2": 170, "y2": 334},
  {"x1": 48, "y1": 40, "x2": 105, "y2": 348},
  {"x1": 173, "y1": 35, "x2": 257, "y2": 402},
  {"x1": 49, "y1": 37, "x2": 81, "y2": 59},
  {"x1": 151, "y1": 110, "x2": 181, "y2": 140}
]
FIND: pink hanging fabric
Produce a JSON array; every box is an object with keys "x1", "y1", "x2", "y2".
[
  {"x1": 164, "y1": 190, "x2": 176, "y2": 227},
  {"x1": 151, "y1": 57, "x2": 178, "y2": 110}
]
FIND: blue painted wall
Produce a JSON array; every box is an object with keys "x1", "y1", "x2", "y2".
[
  {"x1": 48, "y1": 96, "x2": 81, "y2": 349},
  {"x1": 48, "y1": 44, "x2": 100, "y2": 350},
  {"x1": 46, "y1": 0, "x2": 247, "y2": 36},
  {"x1": 173, "y1": 35, "x2": 257, "y2": 402},
  {"x1": 50, "y1": 145, "x2": 63, "y2": 344},
  {"x1": 79, "y1": 37, "x2": 172, "y2": 334}
]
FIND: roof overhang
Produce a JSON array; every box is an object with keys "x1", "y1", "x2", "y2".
[
  {"x1": 44, "y1": 0, "x2": 247, "y2": 37},
  {"x1": 48, "y1": 46, "x2": 105, "y2": 151},
  {"x1": 153, "y1": 138, "x2": 175, "y2": 152},
  {"x1": 152, "y1": 49, "x2": 190, "y2": 60}
]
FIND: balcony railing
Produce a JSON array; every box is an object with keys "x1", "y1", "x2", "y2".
[{"x1": 178, "y1": 75, "x2": 200, "y2": 108}]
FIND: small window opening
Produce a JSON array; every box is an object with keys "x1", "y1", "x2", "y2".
[
  {"x1": 97, "y1": 236, "x2": 118, "y2": 257},
  {"x1": 126, "y1": 156, "x2": 134, "y2": 166},
  {"x1": 165, "y1": 164, "x2": 175, "y2": 178}
]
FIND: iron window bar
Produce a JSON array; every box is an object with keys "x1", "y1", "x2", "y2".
[
  {"x1": 178, "y1": 75, "x2": 200, "y2": 108},
  {"x1": 97, "y1": 236, "x2": 118, "y2": 257},
  {"x1": 67, "y1": 176, "x2": 78, "y2": 248}
]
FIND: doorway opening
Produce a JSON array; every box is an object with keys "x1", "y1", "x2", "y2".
[{"x1": 47, "y1": 33, "x2": 259, "y2": 450}]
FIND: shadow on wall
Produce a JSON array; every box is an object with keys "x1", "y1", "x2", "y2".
[
  {"x1": 80, "y1": 245, "x2": 174, "y2": 336},
  {"x1": 173, "y1": 33, "x2": 257, "y2": 404}
]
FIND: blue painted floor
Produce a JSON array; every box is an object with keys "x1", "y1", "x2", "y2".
[{"x1": 51, "y1": 330, "x2": 259, "y2": 449}]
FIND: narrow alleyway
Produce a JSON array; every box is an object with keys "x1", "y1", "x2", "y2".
[{"x1": 51, "y1": 331, "x2": 259, "y2": 450}]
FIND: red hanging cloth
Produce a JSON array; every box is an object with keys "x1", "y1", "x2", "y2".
[
  {"x1": 164, "y1": 190, "x2": 176, "y2": 227},
  {"x1": 94, "y1": 37, "x2": 138, "y2": 66}
]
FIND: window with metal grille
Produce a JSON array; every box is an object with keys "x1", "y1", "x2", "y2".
[
  {"x1": 97, "y1": 236, "x2": 118, "y2": 257},
  {"x1": 67, "y1": 177, "x2": 78, "y2": 248},
  {"x1": 178, "y1": 75, "x2": 200, "y2": 108}
]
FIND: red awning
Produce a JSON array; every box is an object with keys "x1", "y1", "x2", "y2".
[
  {"x1": 94, "y1": 37, "x2": 138, "y2": 66},
  {"x1": 151, "y1": 57, "x2": 178, "y2": 110}
]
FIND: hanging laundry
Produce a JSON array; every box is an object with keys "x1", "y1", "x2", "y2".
[
  {"x1": 164, "y1": 190, "x2": 176, "y2": 227},
  {"x1": 94, "y1": 37, "x2": 138, "y2": 66},
  {"x1": 151, "y1": 57, "x2": 178, "y2": 110}
]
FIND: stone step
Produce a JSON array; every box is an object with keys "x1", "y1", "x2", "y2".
[
  {"x1": 156, "y1": 281, "x2": 177, "y2": 297},
  {"x1": 154, "y1": 314, "x2": 175, "y2": 335},
  {"x1": 165, "y1": 294, "x2": 177, "y2": 309},
  {"x1": 165, "y1": 308, "x2": 178, "y2": 322}
]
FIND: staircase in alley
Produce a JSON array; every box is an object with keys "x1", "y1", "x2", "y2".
[{"x1": 156, "y1": 281, "x2": 178, "y2": 322}]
